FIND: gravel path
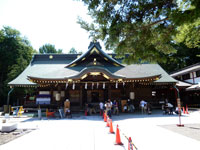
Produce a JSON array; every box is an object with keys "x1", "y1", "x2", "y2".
[
  {"x1": 0, "y1": 129, "x2": 35, "y2": 145},
  {"x1": 160, "y1": 123, "x2": 200, "y2": 141},
  {"x1": 0, "y1": 111, "x2": 200, "y2": 150}
]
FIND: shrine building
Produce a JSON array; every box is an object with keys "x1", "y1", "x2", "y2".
[{"x1": 8, "y1": 42, "x2": 177, "y2": 110}]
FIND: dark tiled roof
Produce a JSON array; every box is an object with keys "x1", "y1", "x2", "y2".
[{"x1": 8, "y1": 42, "x2": 177, "y2": 86}]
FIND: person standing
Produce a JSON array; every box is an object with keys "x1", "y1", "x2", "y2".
[
  {"x1": 99, "y1": 101, "x2": 104, "y2": 116},
  {"x1": 113, "y1": 100, "x2": 119, "y2": 115},
  {"x1": 64, "y1": 99, "x2": 71, "y2": 118},
  {"x1": 140, "y1": 100, "x2": 147, "y2": 114},
  {"x1": 106, "y1": 100, "x2": 112, "y2": 118},
  {"x1": 167, "y1": 102, "x2": 174, "y2": 115}
]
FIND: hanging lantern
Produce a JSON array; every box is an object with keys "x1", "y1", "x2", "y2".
[
  {"x1": 72, "y1": 82, "x2": 75, "y2": 90},
  {"x1": 116, "y1": 82, "x2": 118, "y2": 88},
  {"x1": 65, "y1": 82, "x2": 68, "y2": 89},
  {"x1": 85, "y1": 82, "x2": 87, "y2": 89},
  {"x1": 66, "y1": 82, "x2": 68, "y2": 89},
  {"x1": 97, "y1": 82, "x2": 99, "y2": 89},
  {"x1": 103, "y1": 82, "x2": 105, "y2": 89}
]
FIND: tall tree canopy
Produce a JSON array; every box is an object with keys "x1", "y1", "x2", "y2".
[
  {"x1": 69, "y1": 47, "x2": 78, "y2": 54},
  {"x1": 68, "y1": 47, "x2": 83, "y2": 54},
  {"x1": 78, "y1": 0, "x2": 200, "y2": 63},
  {"x1": 39, "y1": 44, "x2": 62, "y2": 54},
  {"x1": 159, "y1": 43, "x2": 200, "y2": 73},
  {"x1": 0, "y1": 26, "x2": 35, "y2": 106}
]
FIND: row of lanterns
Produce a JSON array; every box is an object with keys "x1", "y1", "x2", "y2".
[{"x1": 65, "y1": 82, "x2": 127, "y2": 90}]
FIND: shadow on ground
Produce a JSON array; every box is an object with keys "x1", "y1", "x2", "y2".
[{"x1": 21, "y1": 109, "x2": 187, "y2": 123}]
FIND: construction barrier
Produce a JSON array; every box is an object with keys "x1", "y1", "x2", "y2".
[
  {"x1": 18, "y1": 106, "x2": 24, "y2": 117},
  {"x1": 11, "y1": 106, "x2": 24, "y2": 117},
  {"x1": 128, "y1": 137, "x2": 133, "y2": 150},
  {"x1": 45, "y1": 109, "x2": 55, "y2": 117}
]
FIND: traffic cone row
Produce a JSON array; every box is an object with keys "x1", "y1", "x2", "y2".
[
  {"x1": 102, "y1": 113, "x2": 123, "y2": 146},
  {"x1": 106, "y1": 116, "x2": 110, "y2": 127},
  {"x1": 109, "y1": 119, "x2": 115, "y2": 134},
  {"x1": 182, "y1": 107, "x2": 185, "y2": 114},
  {"x1": 186, "y1": 105, "x2": 189, "y2": 114},
  {"x1": 114, "y1": 125, "x2": 123, "y2": 145},
  {"x1": 104, "y1": 113, "x2": 107, "y2": 122},
  {"x1": 102, "y1": 113, "x2": 136, "y2": 148},
  {"x1": 182, "y1": 105, "x2": 189, "y2": 114}
]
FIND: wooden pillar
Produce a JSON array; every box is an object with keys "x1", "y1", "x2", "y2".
[
  {"x1": 49, "y1": 86, "x2": 52, "y2": 103},
  {"x1": 130, "y1": 82, "x2": 134, "y2": 92},
  {"x1": 80, "y1": 85, "x2": 83, "y2": 107}
]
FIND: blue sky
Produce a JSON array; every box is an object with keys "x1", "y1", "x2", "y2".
[{"x1": 0, "y1": 0, "x2": 103, "y2": 53}]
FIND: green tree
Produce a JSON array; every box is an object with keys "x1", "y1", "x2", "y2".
[
  {"x1": 0, "y1": 26, "x2": 35, "y2": 106},
  {"x1": 159, "y1": 43, "x2": 200, "y2": 73},
  {"x1": 78, "y1": 0, "x2": 200, "y2": 63},
  {"x1": 39, "y1": 44, "x2": 62, "y2": 54},
  {"x1": 69, "y1": 47, "x2": 83, "y2": 54},
  {"x1": 69, "y1": 47, "x2": 78, "y2": 54}
]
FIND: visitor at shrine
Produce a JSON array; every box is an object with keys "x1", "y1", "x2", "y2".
[
  {"x1": 113, "y1": 100, "x2": 119, "y2": 115},
  {"x1": 106, "y1": 100, "x2": 112, "y2": 118},
  {"x1": 140, "y1": 100, "x2": 147, "y2": 114},
  {"x1": 64, "y1": 99, "x2": 71, "y2": 118},
  {"x1": 99, "y1": 101, "x2": 104, "y2": 116}
]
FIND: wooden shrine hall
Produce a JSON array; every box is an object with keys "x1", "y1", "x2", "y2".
[{"x1": 8, "y1": 41, "x2": 177, "y2": 110}]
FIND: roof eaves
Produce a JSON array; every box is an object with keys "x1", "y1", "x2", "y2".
[
  {"x1": 66, "y1": 42, "x2": 124, "y2": 67},
  {"x1": 170, "y1": 63, "x2": 200, "y2": 76}
]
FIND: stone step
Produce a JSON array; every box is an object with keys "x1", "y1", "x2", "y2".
[{"x1": 1, "y1": 123, "x2": 18, "y2": 132}]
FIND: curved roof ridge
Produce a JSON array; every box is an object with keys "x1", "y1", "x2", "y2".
[
  {"x1": 66, "y1": 41, "x2": 124, "y2": 67},
  {"x1": 67, "y1": 66, "x2": 125, "y2": 79}
]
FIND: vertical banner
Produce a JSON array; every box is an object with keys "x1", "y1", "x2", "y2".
[
  {"x1": 85, "y1": 82, "x2": 87, "y2": 89},
  {"x1": 92, "y1": 82, "x2": 94, "y2": 89},
  {"x1": 123, "y1": 82, "x2": 125, "y2": 87}
]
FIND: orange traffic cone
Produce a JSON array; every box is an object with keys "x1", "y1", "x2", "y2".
[
  {"x1": 109, "y1": 119, "x2": 115, "y2": 134},
  {"x1": 106, "y1": 117, "x2": 110, "y2": 127},
  {"x1": 183, "y1": 107, "x2": 185, "y2": 114},
  {"x1": 128, "y1": 137, "x2": 133, "y2": 150},
  {"x1": 104, "y1": 113, "x2": 107, "y2": 122},
  {"x1": 186, "y1": 105, "x2": 189, "y2": 114},
  {"x1": 114, "y1": 125, "x2": 123, "y2": 145}
]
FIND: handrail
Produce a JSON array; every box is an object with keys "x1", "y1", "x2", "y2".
[{"x1": 7, "y1": 88, "x2": 14, "y2": 106}]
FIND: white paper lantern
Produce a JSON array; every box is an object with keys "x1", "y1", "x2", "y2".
[
  {"x1": 130, "y1": 92, "x2": 135, "y2": 100},
  {"x1": 56, "y1": 93, "x2": 61, "y2": 101}
]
